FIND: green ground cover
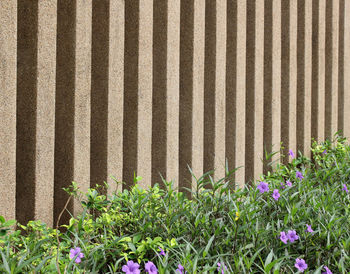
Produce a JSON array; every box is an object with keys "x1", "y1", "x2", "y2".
[{"x1": 0, "y1": 135, "x2": 349, "y2": 273}]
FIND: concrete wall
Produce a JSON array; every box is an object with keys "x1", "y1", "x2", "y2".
[{"x1": 0, "y1": 0, "x2": 349, "y2": 226}]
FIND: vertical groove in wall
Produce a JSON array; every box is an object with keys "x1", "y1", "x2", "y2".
[
  {"x1": 166, "y1": 0, "x2": 180, "y2": 186},
  {"x1": 337, "y1": 0, "x2": 344, "y2": 134},
  {"x1": 137, "y1": 0, "x2": 153, "y2": 188},
  {"x1": 0, "y1": 0, "x2": 17, "y2": 221},
  {"x1": 296, "y1": 0, "x2": 305, "y2": 154},
  {"x1": 203, "y1": 0, "x2": 216, "y2": 177},
  {"x1": 74, "y1": 0, "x2": 92, "y2": 213},
  {"x1": 235, "y1": 0, "x2": 246, "y2": 186},
  {"x1": 152, "y1": 0, "x2": 167, "y2": 186},
  {"x1": 311, "y1": 0, "x2": 319, "y2": 141},
  {"x1": 331, "y1": 0, "x2": 339, "y2": 137},
  {"x1": 263, "y1": 0, "x2": 272, "y2": 173},
  {"x1": 191, "y1": 0, "x2": 205, "y2": 187},
  {"x1": 16, "y1": 0, "x2": 38, "y2": 224},
  {"x1": 271, "y1": 0, "x2": 281, "y2": 165},
  {"x1": 123, "y1": 1, "x2": 139, "y2": 188},
  {"x1": 324, "y1": 0, "x2": 332, "y2": 139},
  {"x1": 179, "y1": 0, "x2": 194, "y2": 192},
  {"x1": 90, "y1": 0, "x2": 109, "y2": 190},
  {"x1": 303, "y1": 0, "x2": 312, "y2": 157},
  {"x1": 245, "y1": 0, "x2": 255, "y2": 183},
  {"x1": 225, "y1": 0, "x2": 237, "y2": 186},
  {"x1": 281, "y1": 0, "x2": 290, "y2": 164},
  {"x1": 289, "y1": 0, "x2": 298, "y2": 158},
  {"x1": 107, "y1": 0, "x2": 124, "y2": 194},
  {"x1": 54, "y1": 0, "x2": 76, "y2": 225},
  {"x1": 318, "y1": 0, "x2": 326, "y2": 142},
  {"x1": 253, "y1": 0, "x2": 264, "y2": 181},
  {"x1": 35, "y1": 0, "x2": 57, "y2": 226},
  {"x1": 214, "y1": 0, "x2": 226, "y2": 181}
]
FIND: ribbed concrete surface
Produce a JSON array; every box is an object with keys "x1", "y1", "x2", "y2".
[
  {"x1": 271, "y1": 0, "x2": 281, "y2": 165},
  {"x1": 0, "y1": 0, "x2": 16, "y2": 221},
  {"x1": 34, "y1": 0, "x2": 57, "y2": 225},
  {"x1": 74, "y1": 0, "x2": 92, "y2": 215},
  {"x1": 166, "y1": 0, "x2": 180, "y2": 186},
  {"x1": 345, "y1": 1, "x2": 350, "y2": 139},
  {"x1": 289, "y1": 0, "x2": 298, "y2": 161},
  {"x1": 108, "y1": 0, "x2": 124, "y2": 195},
  {"x1": 254, "y1": 0, "x2": 264, "y2": 180},
  {"x1": 0, "y1": 0, "x2": 349, "y2": 226},
  {"x1": 317, "y1": 0, "x2": 326, "y2": 142},
  {"x1": 235, "y1": 0, "x2": 246, "y2": 187}
]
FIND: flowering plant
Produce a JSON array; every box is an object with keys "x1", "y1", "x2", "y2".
[{"x1": 0, "y1": 135, "x2": 349, "y2": 273}]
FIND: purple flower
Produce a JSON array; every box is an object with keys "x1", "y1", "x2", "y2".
[
  {"x1": 69, "y1": 247, "x2": 84, "y2": 264},
  {"x1": 289, "y1": 149, "x2": 295, "y2": 159},
  {"x1": 342, "y1": 184, "x2": 349, "y2": 193},
  {"x1": 287, "y1": 230, "x2": 299, "y2": 243},
  {"x1": 286, "y1": 180, "x2": 292, "y2": 187},
  {"x1": 257, "y1": 181, "x2": 269, "y2": 193},
  {"x1": 122, "y1": 260, "x2": 140, "y2": 274},
  {"x1": 296, "y1": 171, "x2": 304, "y2": 181},
  {"x1": 145, "y1": 261, "x2": 158, "y2": 274},
  {"x1": 322, "y1": 149, "x2": 327, "y2": 154},
  {"x1": 158, "y1": 247, "x2": 166, "y2": 256},
  {"x1": 217, "y1": 262, "x2": 227, "y2": 274},
  {"x1": 272, "y1": 189, "x2": 280, "y2": 201},
  {"x1": 322, "y1": 265, "x2": 332, "y2": 274},
  {"x1": 305, "y1": 224, "x2": 314, "y2": 233},
  {"x1": 295, "y1": 258, "x2": 308, "y2": 272},
  {"x1": 280, "y1": 231, "x2": 288, "y2": 244},
  {"x1": 176, "y1": 264, "x2": 186, "y2": 274},
  {"x1": 280, "y1": 182, "x2": 285, "y2": 189}
]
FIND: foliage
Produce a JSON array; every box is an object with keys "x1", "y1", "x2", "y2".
[{"x1": 0, "y1": 134, "x2": 349, "y2": 273}]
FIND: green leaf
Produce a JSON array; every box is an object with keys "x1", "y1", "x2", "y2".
[
  {"x1": 127, "y1": 242, "x2": 136, "y2": 253},
  {"x1": 137, "y1": 245, "x2": 145, "y2": 253},
  {"x1": 242, "y1": 243, "x2": 254, "y2": 250},
  {"x1": 0, "y1": 250, "x2": 11, "y2": 274},
  {"x1": 248, "y1": 247, "x2": 265, "y2": 269},
  {"x1": 170, "y1": 238, "x2": 177, "y2": 247},
  {"x1": 153, "y1": 237, "x2": 162, "y2": 243},
  {"x1": 16, "y1": 253, "x2": 43, "y2": 273},
  {"x1": 202, "y1": 235, "x2": 215, "y2": 258},
  {"x1": 119, "y1": 237, "x2": 132, "y2": 243},
  {"x1": 135, "y1": 176, "x2": 143, "y2": 182},
  {"x1": 265, "y1": 260, "x2": 278, "y2": 273},
  {"x1": 264, "y1": 249, "x2": 274, "y2": 270},
  {"x1": 133, "y1": 234, "x2": 142, "y2": 244},
  {"x1": 0, "y1": 229, "x2": 8, "y2": 236},
  {"x1": 2, "y1": 220, "x2": 16, "y2": 227}
]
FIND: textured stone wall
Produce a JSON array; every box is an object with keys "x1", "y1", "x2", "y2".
[{"x1": 0, "y1": 0, "x2": 349, "y2": 226}]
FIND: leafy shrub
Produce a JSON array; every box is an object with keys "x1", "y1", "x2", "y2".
[{"x1": 0, "y1": 135, "x2": 349, "y2": 273}]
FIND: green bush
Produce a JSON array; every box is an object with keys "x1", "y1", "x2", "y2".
[{"x1": 0, "y1": 135, "x2": 349, "y2": 273}]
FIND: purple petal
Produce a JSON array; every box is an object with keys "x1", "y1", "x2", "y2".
[
  {"x1": 289, "y1": 149, "x2": 295, "y2": 159},
  {"x1": 75, "y1": 257, "x2": 81, "y2": 264},
  {"x1": 158, "y1": 247, "x2": 166, "y2": 256}
]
